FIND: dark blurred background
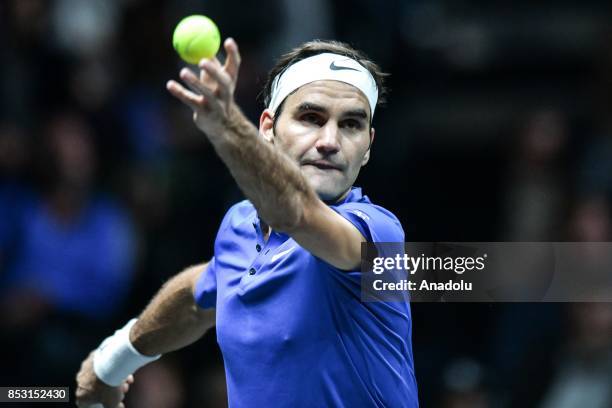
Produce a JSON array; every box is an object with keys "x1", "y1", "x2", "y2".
[{"x1": 1, "y1": 0, "x2": 612, "y2": 407}]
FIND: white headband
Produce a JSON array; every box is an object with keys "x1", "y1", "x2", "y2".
[{"x1": 268, "y1": 53, "x2": 379, "y2": 118}]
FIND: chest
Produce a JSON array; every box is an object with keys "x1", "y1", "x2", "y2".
[{"x1": 213, "y1": 226, "x2": 335, "y2": 347}]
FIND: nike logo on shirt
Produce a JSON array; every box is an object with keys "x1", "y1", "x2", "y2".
[
  {"x1": 329, "y1": 61, "x2": 360, "y2": 72},
  {"x1": 271, "y1": 246, "x2": 296, "y2": 262}
]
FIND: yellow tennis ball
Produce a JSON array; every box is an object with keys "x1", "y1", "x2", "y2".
[{"x1": 172, "y1": 15, "x2": 220, "y2": 64}]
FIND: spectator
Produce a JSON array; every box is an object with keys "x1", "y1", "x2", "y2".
[{"x1": 0, "y1": 111, "x2": 136, "y2": 323}]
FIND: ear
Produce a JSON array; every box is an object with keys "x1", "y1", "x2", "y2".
[
  {"x1": 259, "y1": 109, "x2": 275, "y2": 143},
  {"x1": 361, "y1": 127, "x2": 375, "y2": 166}
]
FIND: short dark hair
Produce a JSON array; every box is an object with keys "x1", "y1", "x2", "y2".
[{"x1": 260, "y1": 40, "x2": 389, "y2": 123}]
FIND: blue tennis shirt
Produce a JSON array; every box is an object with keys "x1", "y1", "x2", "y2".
[{"x1": 194, "y1": 187, "x2": 418, "y2": 407}]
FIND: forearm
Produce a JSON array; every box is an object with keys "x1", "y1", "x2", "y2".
[
  {"x1": 168, "y1": 42, "x2": 318, "y2": 231},
  {"x1": 129, "y1": 263, "x2": 214, "y2": 356},
  {"x1": 211, "y1": 105, "x2": 317, "y2": 230}
]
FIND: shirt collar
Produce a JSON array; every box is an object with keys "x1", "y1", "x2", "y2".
[{"x1": 329, "y1": 186, "x2": 368, "y2": 206}]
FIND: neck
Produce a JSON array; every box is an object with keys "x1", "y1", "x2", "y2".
[
  {"x1": 322, "y1": 187, "x2": 351, "y2": 205},
  {"x1": 260, "y1": 219, "x2": 271, "y2": 242}
]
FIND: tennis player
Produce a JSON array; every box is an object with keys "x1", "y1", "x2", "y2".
[{"x1": 76, "y1": 38, "x2": 418, "y2": 407}]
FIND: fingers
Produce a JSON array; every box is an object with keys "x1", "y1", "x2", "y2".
[
  {"x1": 168, "y1": 37, "x2": 240, "y2": 119},
  {"x1": 223, "y1": 37, "x2": 241, "y2": 81},
  {"x1": 180, "y1": 68, "x2": 218, "y2": 102},
  {"x1": 75, "y1": 381, "x2": 96, "y2": 406},
  {"x1": 199, "y1": 59, "x2": 218, "y2": 89},
  {"x1": 166, "y1": 80, "x2": 204, "y2": 111},
  {"x1": 75, "y1": 391, "x2": 122, "y2": 408},
  {"x1": 121, "y1": 375, "x2": 134, "y2": 393},
  {"x1": 75, "y1": 389, "x2": 94, "y2": 407},
  {"x1": 198, "y1": 60, "x2": 232, "y2": 101},
  {"x1": 75, "y1": 371, "x2": 130, "y2": 408}
]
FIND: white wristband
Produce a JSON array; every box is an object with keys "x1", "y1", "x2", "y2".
[{"x1": 93, "y1": 319, "x2": 161, "y2": 386}]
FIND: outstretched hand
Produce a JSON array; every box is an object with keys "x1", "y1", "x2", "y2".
[
  {"x1": 167, "y1": 37, "x2": 242, "y2": 139},
  {"x1": 75, "y1": 351, "x2": 134, "y2": 408}
]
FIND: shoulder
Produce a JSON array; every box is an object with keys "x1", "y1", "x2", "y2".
[
  {"x1": 215, "y1": 199, "x2": 256, "y2": 236},
  {"x1": 221, "y1": 199, "x2": 254, "y2": 223},
  {"x1": 226, "y1": 199, "x2": 255, "y2": 217},
  {"x1": 332, "y1": 200, "x2": 404, "y2": 242}
]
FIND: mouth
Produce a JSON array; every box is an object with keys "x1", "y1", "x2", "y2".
[{"x1": 302, "y1": 160, "x2": 342, "y2": 171}]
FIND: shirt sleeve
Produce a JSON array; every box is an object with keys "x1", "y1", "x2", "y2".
[
  {"x1": 192, "y1": 202, "x2": 239, "y2": 309},
  {"x1": 194, "y1": 258, "x2": 217, "y2": 309},
  {"x1": 331, "y1": 202, "x2": 405, "y2": 242}
]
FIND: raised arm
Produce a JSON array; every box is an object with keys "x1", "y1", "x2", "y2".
[
  {"x1": 76, "y1": 262, "x2": 214, "y2": 408},
  {"x1": 167, "y1": 39, "x2": 366, "y2": 270}
]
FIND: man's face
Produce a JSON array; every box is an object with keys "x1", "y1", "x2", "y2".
[{"x1": 260, "y1": 80, "x2": 374, "y2": 202}]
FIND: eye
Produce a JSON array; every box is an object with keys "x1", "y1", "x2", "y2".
[
  {"x1": 300, "y1": 113, "x2": 324, "y2": 126},
  {"x1": 341, "y1": 119, "x2": 363, "y2": 130}
]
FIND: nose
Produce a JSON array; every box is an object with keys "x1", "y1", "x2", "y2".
[{"x1": 315, "y1": 122, "x2": 341, "y2": 155}]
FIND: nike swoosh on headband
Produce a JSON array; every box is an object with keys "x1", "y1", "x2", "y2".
[{"x1": 329, "y1": 61, "x2": 360, "y2": 72}]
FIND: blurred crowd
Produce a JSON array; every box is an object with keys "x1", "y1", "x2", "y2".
[{"x1": 1, "y1": 0, "x2": 612, "y2": 407}]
